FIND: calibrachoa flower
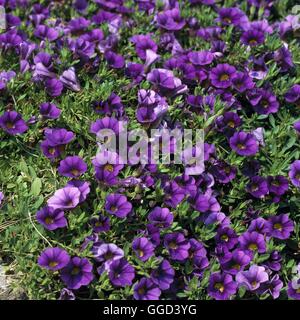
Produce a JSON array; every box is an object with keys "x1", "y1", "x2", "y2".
[
  {"x1": 47, "y1": 187, "x2": 81, "y2": 210},
  {"x1": 39, "y1": 102, "x2": 61, "y2": 120},
  {"x1": 229, "y1": 131, "x2": 259, "y2": 156},
  {"x1": 108, "y1": 258, "x2": 135, "y2": 287},
  {"x1": 38, "y1": 247, "x2": 70, "y2": 271},
  {"x1": 92, "y1": 243, "x2": 124, "y2": 271},
  {"x1": 0, "y1": 111, "x2": 28, "y2": 135},
  {"x1": 148, "y1": 207, "x2": 173, "y2": 229},
  {"x1": 133, "y1": 277, "x2": 161, "y2": 300},
  {"x1": 36, "y1": 206, "x2": 67, "y2": 230},
  {"x1": 236, "y1": 265, "x2": 269, "y2": 291},
  {"x1": 267, "y1": 214, "x2": 294, "y2": 240},
  {"x1": 164, "y1": 232, "x2": 191, "y2": 261},
  {"x1": 132, "y1": 237, "x2": 155, "y2": 262},
  {"x1": 151, "y1": 259, "x2": 175, "y2": 290},
  {"x1": 208, "y1": 272, "x2": 237, "y2": 300},
  {"x1": 105, "y1": 193, "x2": 132, "y2": 218},
  {"x1": 238, "y1": 231, "x2": 266, "y2": 253},
  {"x1": 60, "y1": 257, "x2": 94, "y2": 290},
  {"x1": 209, "y1": 64, "x2": 236, "y2": 89},
  {"x1": 289, "y1": 160, "x2": 300, "y2": 188},
  {"x1": 58, "y1": 156, "x2": 87, "y2": 178}
]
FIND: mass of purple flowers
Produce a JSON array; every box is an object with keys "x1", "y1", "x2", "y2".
[{"x1": 1, "y1": 0, "x2": 300, "y2": 300}]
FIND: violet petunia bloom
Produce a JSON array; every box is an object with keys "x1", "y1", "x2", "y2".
[
  {"x1": 221, "y1": 249, "x2": 251, "y2": 275},
  {"x1": 45, "y1": 78, "x2": 63, "y2": 97},
  {"x1": 90, "y1": 214, "x2": 110, "y2": 233},
  {"x1": 156, "y1": 8, "x2": 185, "y2": 31},
  {"x1": 0, "y1": 111, "x2": 28, "y2": 135},
  {"x1": 147, "y1": 68, "x2": 188, "y2": 97},
  {"x1": 232, "y1": 72, "x2": 255, "y2": 93},
  {"x1": 236, "y1": 265, "x2": 269, "y2": 291},
  {"x1": 39, "y1": 102, "x2": 61, "y2": 120},
  {"x1": 289, "y1": 160, "x2": 300, "y2": 188},
  {"x1": 164, "y1": 232, "x2": 191, "y2": 261},
  {"x1": 92, "y1": 243, "x2": 124, "y2": 271},
  {"x1": 257, "y1": 274, "x2": 283, "y2": 299},
  {"x1": 248, "y1": 89, "x2": 279, "y2": 115},
  {"x1": 187, "y1": 50, "x2": 214, "y2": 66},
  {"x1": 130, "y1": 34, "x2": 158, "y2": 60},
  {"x1": 267, "y1": 214, "x2": 294, "y2": 240},
  {"x1": 34, "y1": 25, "x2": 59, "y2": 42},
  {"x1": 248, "y1": 217, "x2": 269, "y2": 234},
  {"x1": 241, "y1": 29, "x2": 265, "y2": 46},
  {"x1": 60, "y1": 257, "x2": 94, "y2": 290},
  {"x1": 132, "y1": 237, "x2": 155, "y2": 262},
  {"x1": 104, "y1": 51, "x2": 125, "y2": 69},
  {"x1": 60, "y1": 68, "x2": 81, "y2": 92},
  {"x1": 92, "y1": 93, "x2": 124, "y2": 117},
  {"x1": 45, "y1": 128, "x2": 75, "y2": 147},
  {"x1": 246, "y1": 176, "x2": 269, "y2": 198},
  {"x1": 217, "y1": 7, "x2": 249, "y2": 28},
  {"x1": 151, "y1": 259, "x2": 175, "y2": 290},
  {"x1": 108, "y1": 258, "x2": 135, "y2": 287},
  {"x1": 0, "y1": 71, "x2": 16, "y2": 90},
  {"x1": 267, "y1": 175, "x2": 289, "y2": 196},
  {"x1": 36, "y1": 206, "x2": 67, "y2": 231},
  {"x1": 209, "y1": 64, "x2": 236, "y2": 89},
  {"x1": 238, "y1": 231, "x2": 266, "y2": 254},
  {"x1": 105, "y1": 193, "x2": 132, "y2": 218},
  {"x1": 59, "y1": 288, "x2": 75, "y2": 300},
  {"x1": 133, "y1": 277, "x2": 161, "y2": 300},
  {"x1": 90, "y1": 116, "x2": 121, "y2": 136},
  {"x1": 285, "y1": 84, "x2": 300, "y2": 106},
  {"x1": 58, "y1": 156, "x2": 87, "y2": 178},
  {"x1": 293, "y1": 120, "x2": 300, "y2": 134},
  {"x1": 287, "y1": 279, "x2": 300, "y2": 300},
  {"x1": 148, "y1": 207, "x2": 173, "y2": 229},
  {"x1": 229, "y1": 131, "x2": 259, "y2": 156},
  {"x1": 215, "y1": 226, "x2": 238, "y2": 250},
  {"x1": 38, "y1": 247, "x2": 70, "y2": 271},
  {"x1": 208, "y1": 272, "x2": 237, "y2": 300},
  {"x1": 47, "y1": 187, "x2": 81, "y2": 211},
  {"x1": 0, "y1": 192, "x2": 3, "y2": 206}
]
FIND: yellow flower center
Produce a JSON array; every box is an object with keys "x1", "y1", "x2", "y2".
[{"x1": 214, "y1": 282, "x2": 225, "y2": 292}]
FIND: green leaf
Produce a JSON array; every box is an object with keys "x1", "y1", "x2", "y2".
[{"x1": 30, "y1": 178, "x2": 42, "y2": 196}]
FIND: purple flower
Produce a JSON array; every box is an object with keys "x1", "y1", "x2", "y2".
[
  {"x1": 217, "y1": 7, "x2": 249, "y2": 28},
  {"x1": 45, "y1": 78, "x2": 63, "y2": 97},
  {"x1": 60, "y1": 257, "x2": 94, "y2": 290},
  {"x1": 133, "y1": 277, "x2": 161, "y2": 300},
  {"x1": 232, "y1": 72, "x2": 255, "y2": 93},
  {"x1": 47, "y1": 187, "x2": 81, "y2": 211},
  {"x1": 132, "y1": 237, "x2": 155, "y2": 262},
  {"x1": 59, "y1": 288, "x2": 75, "y2": 300},
  {"x1": 0, "y1": 111, "x2": 28, "y2": 135},
  {"x1": 104, "y1": 51, "x2": 125, "y2": 69},
  {"x1": 105, "y1": 193, "x2": 132, "y2": 218},
  {"x1": 90, "y1": 116, "x2": 121, "y2": 136},
  {"x1": 248, "y1": 217, "x2": 269, "y2": 234},
  {"x1": 221, "y1": 249, "x2": 251, "y2": 275},
  {"x1": 164, "y1": 232, "x2": 190, "y2": 261},
  {"x1": 267, "y1": 175, "x2": 289, "y2": 196},
  {"x1": 90, "y1": 214, "x2": 110, "y2": 233},
  {"x1": 148, "y1": 207, "x2": 173, "y2": 229},
  {"x1": 257, "y1": 274, "x2": 283, "y2": 299},
  {"x1": 238, "y1": 231, "x2": 266, "y2": 253},
  {"x1": 208, "y1": 272, "x2": 237, "y2": 300},
  {"x1": 0, "y1": 192, "x2": 3, "y2": 206},
  {"x1": 92, "y1": 93, "x2": 123, "y2": 117},
  {"x1": 36, "y1": 206, "x2": 67, "y2": 230},
  {"x1": 246, "y1": 176, "x2": 269, "y2": 198},
  {"x1": 215, "y1": 226, "x2": 238, "y2": 249},
  {"x1": 34, "y1": 25, "x2": 59, "y2": 41},
  {"x1": 92, "y1": 243, "x2": 124, "y2": 271},
  {"x1": 249, "y1": 89, "x2": 279, "y2": 115},
  {"x1": 287, "y1": 279, "x2": 300, "y2": 300},
  {"x1": 0, "y1": 70, "x2": 16, "y2": 90},
  {"x1": 66, "y1": 180, "x2": 90, "y2": 203},
  {"x1": 267, "y1": 214, "x2": 294, "y2": 240},
  {"x1": 131, "y1": 34, "x2": 158, "y2": 60},
  {"x1": 209, "y1": 64, "x2": 236, "y2": 89},
  {"x1": 241, "y1": 30, "x2": 265, "y2": 46},
  {"x1": 58, "y1": 156, "x2": 87, "y2": 178},
  {"x1": 38, "y1": 247, "x2": 70, "y2": 271},
  {"x1": 230, "y1": 131, "x2": 259, "y2": 156},
  {"x1": 39, "y1": 102, "x2": 61, "y2": 120},
  {"x1": 60, "y1": 68, "x2": 81, "y2": 92},
  {"x1": 151, "y1": 259, "x2": 175, "y2": 290},
  {"x1": 293, "y1": 120, "x2": 300, "y2": 134},
  {"x1": 187, "y1": 50, "x2": 214, "y2": 66},
  {"x1": 163, "y1": 181, "x2": 185, "y2": 208},
  {"x1": 285, "y1": 84, "x2": 300, "y2": 105},
  {"x1": 44, "y1": 128, "x2": 75, "y2": 147},
  {"x1": 236, "y1": 265, "x2": 269, "y2": 291},
  {"x1": 109, "y1": 258, "x2": 135, "y2": 287},
  {"x1": 289, "y1": 160, "x2": 300, "y2": 188},
  {"x1": 156, "y1": 8, "x2": 185, "y2": 31}
]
